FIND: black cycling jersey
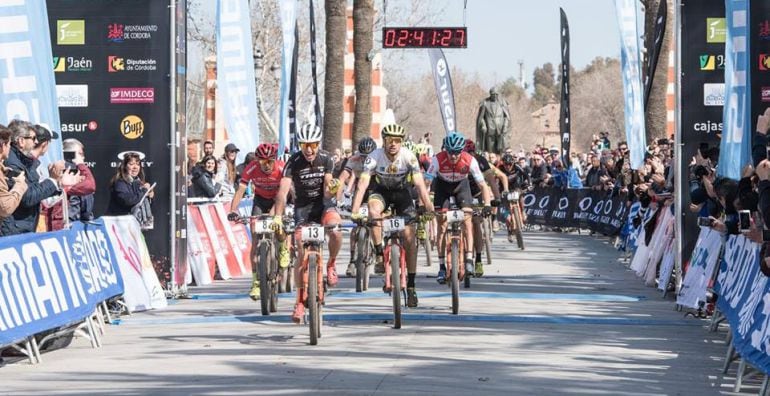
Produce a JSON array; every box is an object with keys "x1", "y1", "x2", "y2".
[
  {"x1": 500, "y1": 163, "x2": 530, "y2": 190},
  {"x1": 469, "y1": 153, "x2": 491, "y2": 196},
  {"x1": 282, "y1": 150, "x2": 334, "y2": 207}
]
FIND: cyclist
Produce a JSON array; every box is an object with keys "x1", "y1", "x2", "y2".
[
  {"x1": 499, "y1": 152, "x2": 530, "y2": 243},
  {"x1": 426, "y1": 132, "x2": 492, "y2": 284},
  {"x1": 228, "y1": 143, "x2": 287, "y2": 300},
  {"x1": 463, "y1": 139, "x2": 507, "y2": 276},
  {"x1": 350, "y1": 124, "x2": 434, "y2": 308},
  {"x1": 273, "y1": 123, "x2": 343, "y2": 324},
  {"x1": 336, "y1": 137, "x2": 377, "y2": 277}
]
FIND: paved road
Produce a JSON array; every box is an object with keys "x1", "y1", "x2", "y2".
[{"x1": 0, "y1": 230, "x2": 751, "y2": 395}]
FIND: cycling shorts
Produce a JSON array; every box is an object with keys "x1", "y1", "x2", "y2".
[
  {"x1": 369, "y1": 183, "x2": 417, "y2": 218},
  {"x1": 432, "y1": 178, "x2": 473, "y2": 209}
]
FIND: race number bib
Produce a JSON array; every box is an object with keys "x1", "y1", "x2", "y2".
[
  {"x1": 253, "y1": 218, "x2": 275, "y2": 234},
  {"x1": 446, "y1": 210, "x2": 465, "y2": 224},
  {"x1": 507, "y1": 191, "x2": 519, "y2": 201},
  {"x1": 301, "y1": 226, "x2": 325, "y2": 242},
  {"x1": 358, "y1": 205, "x2": 369, "y2": 217},
  {"x1": 383, "y1": 217, "x2": 406, "y2": 233}
]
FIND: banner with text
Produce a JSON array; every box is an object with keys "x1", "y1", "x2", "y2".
[
  {"x1": 559, "y1": 8, "x2": 571, "y2": 164},
  {"x1": 522, "y1": 187, "x2": 629, "y2": 236},
  {"x1": 428, "y1": 48, "x2": 457, "y2": 134},
  {"x1": 677, "y1": 227, "x2": 723, "y2": 308}
]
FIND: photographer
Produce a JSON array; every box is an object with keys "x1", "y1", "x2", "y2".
[{"x1": 0, "y1": 125, "x2": 27, "y2": 222}]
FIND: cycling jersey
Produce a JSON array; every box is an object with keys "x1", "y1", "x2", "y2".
[
  {"x1": 426, "y1": 151, "x2": 484, "y2": 184},
  {"x1": 469, "y1": 153, "x2": 491, "y2": 196},
  {"x1": 283, "y1": 151, "x2": 334, "y2": 207},
  {"x1": 343, "y1": 153, "x2": 367, "y2": 177},
  {"x1": 240, "y1": 160, "x2": 285, "y2": 200},
  {"x1": 362, "y1": 147, "x2": 421, "y2": 190},
  {"x1": 500, "y1": 163, "x2": 530, "y2": 190}
]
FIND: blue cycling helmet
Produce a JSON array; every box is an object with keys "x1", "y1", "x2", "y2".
[{"x1": 443, "y1": 131, "x2": 466, "y2": 153}]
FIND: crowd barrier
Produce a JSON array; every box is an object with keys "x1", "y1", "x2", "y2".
[
  {"x1": 0, "y1": 216, "x2": 165, "y2": 359},
  {"x1": 521, "y1": 187, "x2": 629, "y2": 236},
  {"x1": 623, "y1": 201, "x2": 770, "y2": 392}
]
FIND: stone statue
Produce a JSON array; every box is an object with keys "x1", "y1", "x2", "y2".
[{"x1": 476, "y1": 87, "x2": 510, "y2": 154}]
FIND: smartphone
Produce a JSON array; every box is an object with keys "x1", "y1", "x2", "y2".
[
  {"x1": 697, "y1": 217, "x2": 713, "y2": 227},
  {"x1": 739, "y1": 210, "x2": 752, "y2": 232},
  {"x1": 5, "y1": 168, "x2": 21, "y2": 178},
  {"x1": 63, "y1": 151, "x2": 76, "y2": 161}
]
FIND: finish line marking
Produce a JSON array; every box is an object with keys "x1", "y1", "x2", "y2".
[{"x1": 188, "y1": 291, "x2": 643, "y2": 302}]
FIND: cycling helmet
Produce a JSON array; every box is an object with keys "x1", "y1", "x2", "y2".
[
  {"x1": 464, "y1": 139, "x2": 476, "y2": 153},
  {"x1": 442, "y1": 131, "x2": 465, "y2": 153},
  {"x1": 255, "y1": 143, "x2": 277, "y2": 160},
  {"x1": 381, "y1": 124, "x2": 406, "y2": 138},
  {"x1": 502, "y1": 153, "x2": 515, "y2": 165},
  {"x1": 297, "y1": 123, "x2": 322, "y2": 143},
  {"x1": 402, "y1": 140, "x2": 415, "y2": 153},
  {"x1": 357, "y1": 137, "x2": 376, "y2": 154}
]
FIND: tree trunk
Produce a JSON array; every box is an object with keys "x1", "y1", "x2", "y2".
[
  {"x1": 643, "y1": 0, "x2": 673, "y2": 141},
  {"x1": 353, "y1": 0, "x2": 374, "y2": 148},
  {"x1": 323, "y1": 0, "x2": 346, "y2": 152}
]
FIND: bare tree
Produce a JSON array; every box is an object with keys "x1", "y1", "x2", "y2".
[
  {"x1": 571, "y1": 57, "x2": 624, "y2": 151},
  {"x1": 323, "y1": 0, "x2": 346, "y2": 152},
  {"x1": 353, "y1": 0, "x2": 374, "y2": 147}
]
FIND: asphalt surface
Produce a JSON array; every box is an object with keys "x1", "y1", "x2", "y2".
[{"x1": 0, "y1": 229, "x2": 756, "y2": 395}]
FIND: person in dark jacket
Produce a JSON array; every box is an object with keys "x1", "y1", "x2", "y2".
[
  {"x1": 1, "y1": 121, "x2": 74, "y2": 235},
  {"x1": 41, "y1": 138, "x2": 97, "y2": 230},
  {"x1": 529, "y1": 154, "x2": 548, "y2": 187},
  {"x1": 190, "y1": 155, "x2": 222, "y2": 198},
  {"x1": 106, "y1": 151, "x2": 153, "y2": 215},
  {"x1": 584, "y1": 156, "x2": 608, "y2": 189}
]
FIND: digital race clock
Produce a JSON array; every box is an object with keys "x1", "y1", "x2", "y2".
[{"x1": 382, "y1": 27, "x2": 467, "y2": 49}]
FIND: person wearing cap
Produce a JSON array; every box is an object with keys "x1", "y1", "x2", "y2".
[
  {"x1": 216, "y1": 143, "x2": 239, "y2": 199},
  {"x1": 1, "y1": 120, "x2": 79, "y2": 235}
]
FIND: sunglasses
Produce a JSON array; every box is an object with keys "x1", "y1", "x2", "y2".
[
  {"x1": 447, "y1": 150, "x2": 462, "y2": 156},
  {"x1": 384, "y1": 137, "x2": 403, "y2": 145},
  {"x1": 300, "y1": 142, "x2": 319, "y2": 150},
  {"x1": 22, "y1": 135, "x2": 37, "y2": 142},
  {"x1": 259, "y1": 159, "x2": 275, "y2": 166}
]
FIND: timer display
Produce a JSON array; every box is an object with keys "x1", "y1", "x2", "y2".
[{"x1": 382, "y1": 27, "x2": 467, "y2": 48}]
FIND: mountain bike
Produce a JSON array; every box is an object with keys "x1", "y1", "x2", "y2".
[
  {"x1": 238, "y1": 214, "x2": 282, "y2": 315},
  {"x1": 435, "y1": 207, "x2": 468, "y2": 315},
  {"x1": 350, "y1": 205, "x2": 375, "y2": 292},
  {"x1": 506, "y1": 190, "x2": 525, "y2": 250},
  {"x1": 416, "y1": 213, "x2": 433, "y2": 267},
  {"x1": 296, "y1": 222, "x2": 339, "y2": 345}
]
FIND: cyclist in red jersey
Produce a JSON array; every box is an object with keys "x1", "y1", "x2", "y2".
[{"x1": 228, "y1": 143, "x2": 288, "y2": 300}]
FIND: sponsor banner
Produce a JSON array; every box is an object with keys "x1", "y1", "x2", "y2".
[
  {"x1": 644, "y1": 0, "x2": 667, "y2": 109},
  {"x1": 54, "y1": 55, "x2": 93, "y2": 72},
  {"x1": 677, "y1": 227, "x2": 723, "y2": 308},
  {"x1": 700, "y1": 54, "x2": 725, "y2": 70},
  {"x1": 107, "y1": 55, "x2": 158, "y2": 72},
  {"x1": 221, "y1": 201, "x2": 252, "y2": 266},
  {"x1": 615, "y1": 0, "x2": 647, "y2": 169},
  {"x1": 428, "y1": 48, "x2": 457, "y2": 134},
  {"x1": 704, "y1": 83, "x2": 725, "y2": 106},
  {"x1": 277, "y1": 0, "x2": 297, "y2": 155},
  {"x1": 762, "y1": 87, "x2": 770, "y2": 102},
  {"x1": 559, "y1": 8, "x2": 571, "y2": 165},
  {"x1": 0, "y1": 219, "x2": 124, "y2": 345},
  {"x1": 522, "y1": 187, "x2": 628, "y2": 236},
  {"x1": 56, "y1": 84, "x2": 88, "y2": 107},
  {"x1": 110, "y1": 87, "x2": 155, "y2": 104},
  {"x1": 102, "y1": 216, "x2": 166, "y2": 312},
  {"x1": 61, "y1": 120, "x2": 98, "y2": 133},
  {"x1": 212, "y1": 203, "x2": 247, "y2": 275},
  {"x1": 752, "y1": 2, "x2": 770, "y2": 143},
  {"x1": 216, "y1": 0, "x2": 261, "y2": 162},
  {"x1": 714, "y1": 234, "x2": 770, "y2": 375},
  {"x1": 187, "y1": 205, "x2": 217, "y2": 282},
  {"x1": 288, "y1": 23, "x2": 299, "y2": 153},
  {"x1": 657, "y1": 239, "x2": 676, "y2": 292},
  {"x1": 197, "y1": 203, "x2": 234, "y2": 279},
  {"x1": 0, "y1": 0, "x2": 63, "y2": 164},
  {"x1": 185, "y1": 206, "x2": 213, "y2": 286},
  {"x1": 107, "y1": 22, "x2": 158, "y2": 43},
  {"x1": 718, "y1": 0, "x2": 752, "y2": 181},
  {"x1": 679, "y1": 1, "x2": 725, "y2": 265}
]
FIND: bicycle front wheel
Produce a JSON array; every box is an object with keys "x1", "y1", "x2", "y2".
[
  {"x1": 354, "y1": 228, "x2": 367, "y2": 293},
  {"x1": 450, "y1": 238, "x2": 459, "y2": 315},
  {"x1": 258, "y1": 242, "x2": 271, "y2": 316},
  {"x1": 308, "y1": 254, "x2": 320, "y2": 345},
  {"x1": 390, "y1": 244, "x2": 402, "y2": 329},
  {"x1": 483, "y1": 217, "x2": 492, "y2": 266}
]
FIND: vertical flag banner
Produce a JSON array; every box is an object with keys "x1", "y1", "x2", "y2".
[
  {"x1": 309, "y1": 0, "x2": 322, "y2": 127},
  {"x1": 615, "y1": 0, "x2": 647, "y2": 169},
  {"x1": 288, "y1": 24, "x2": 299, "y2": 153},
  {"x1": 718, "y1": 0, "x2": 751, "y2": 180},
  {"x1": 216, "y1": 0, "x2": 261, "y2": 159},
  {"x1": 644, "y1": 0, "x2": 668, "y2": 109},
  {"x1": 428, "y1": 49, "x2": 457, "y2": 134},
  {"x1": 559, "y1": 8, "x2": 571, "y2": 165},
  {"x1": 277, "y1": 0, "x2": 297, "y2": 156},
  {"x1": 0, "y1": 0, "x2": 62, "y2": 165}
]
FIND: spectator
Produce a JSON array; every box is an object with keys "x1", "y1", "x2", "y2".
[
  {"x1": 599, "y1": 131, "x2": 611, "y2": 150},
  {"x1": 549, "y1": 160, "x2": 568, "y2": 188},
  {"x1": 106, "y1": 151, "x2": 154, "y2": 216},
  {"x1": 236, "y1": 152, "x2": 256, "y2": 180},
  {"x1": 0, "y1": 125, "x2": 27, "y2": 222},
  {"x1": 41, "y1": 138, "x2": 96, "y2": 230},
  {"x1": 584, "y1": 156, "x2": 608, "y2": 190},
  {"x1": 530, "y1": 155, "x2": 549, "y2": 187},
  {"x1": 187, "y1": 139, "x2": 200, "y2": 176},
  {"x1": 1, "y1": 121, "x2": 76, "y2": 235},
  {"x1": 203, "y1": 140, "x2": 215, "y2": 157},
  {"x1": 216, "y1": 143, "x2": 239, "y2": 198},
  {"x1": 190, "y1": 155, "x2": 222, "y2": 198}
]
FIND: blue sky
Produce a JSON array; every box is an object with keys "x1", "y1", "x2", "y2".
[{"x1": 428, "y1": 0, "x2": 621, "y2": 86}]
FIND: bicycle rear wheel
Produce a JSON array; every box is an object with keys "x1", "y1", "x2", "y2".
[
  {"x1": 483, "y1": 218, "x2": 492, "y2": 266},
  {"x1": 258, "y1": 242, "x2": 271, "y2": 316},
  {"x1": 308, "y1": 254, "x2": 320, "y2": 345},
  {"x1": 450, "y1": 238, "x2": 459, "y2": 315},
  {"x1": 512, "y1": 204, "x2": 524, "y2": 250},
  {"x1": 389, "y1": 244, "x2": 402, "y2": 329}
]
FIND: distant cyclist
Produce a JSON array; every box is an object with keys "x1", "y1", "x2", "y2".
[
  {"x1": 228, "y1": 143, "x2": 287, "y2": 300},
  {"x1": 425, "y1": 132, "x2": 492, "y2": 284},
  {"x1": 350, "y1": 124, "x2": 434, "y2": 308},
  {"x1": 499, "y1": 153, "x2": 530, "y2": 242},
  {"x1": 273, "y1": 123, "x2": 343, "y2": 324},
  {"x1": 337, "y1": 137, "x2": 377, "y2": 277}
]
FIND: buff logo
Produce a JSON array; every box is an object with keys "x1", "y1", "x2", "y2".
[
  {"x1": 435, "y1": 57, "x2": 455, "y2": 131},
  {"x1": 120, "y1": 115, "x2": 144, "y2": 139}
]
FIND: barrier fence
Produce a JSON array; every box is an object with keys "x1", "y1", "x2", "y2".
[{"x1": 521, "y1": 187, "x2": 629, "y2": 236}]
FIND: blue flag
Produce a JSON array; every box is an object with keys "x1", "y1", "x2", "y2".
[
  {"x1": 216, "y1": 0, "x2": 261, "y2": 160},
  {"x1": 718, "y1": 0, "x2": 751, "y2": 180},
  {"x1": 0, "y1": 0, "x2": 62, "y2": 166}
]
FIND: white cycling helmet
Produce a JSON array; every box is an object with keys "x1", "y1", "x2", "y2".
[{"x1": 297, "y1": 123, "x2": 322, "y2": 143}]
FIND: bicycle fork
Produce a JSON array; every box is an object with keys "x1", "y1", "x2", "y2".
[
  {"x1": 383, "y1": 241, "x2": 407, "y2": 292},
  {"x1": 300, "y1": 249, "x2": 326, "y2": 306}
]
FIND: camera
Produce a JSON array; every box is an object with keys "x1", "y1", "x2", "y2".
[{"x1": 5, "y1": 168, "x2": 21, "y2": 178}]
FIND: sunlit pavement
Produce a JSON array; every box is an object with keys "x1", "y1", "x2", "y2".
[{"x1": 1, "y1": 230, "x2": 746, "y2": 395}]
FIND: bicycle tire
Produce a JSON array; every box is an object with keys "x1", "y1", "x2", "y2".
[
  {"x1": 354, "y1": 227, "x2": 366, "y2": 293},
  {"x1": 483, "y1": 218, "x2": 492, "y2": 266},
  {"x1": 258, "y1": 242, "x2": 271, "y2": 316},
  {"x1": 451, "y1": 238, "x2": 459, "y2": 315},
  {"x1": 363, "y1": 239, "x2": 372, "y2": 290},
  {"x1": 391, "y1": 244, "x2": 402, "y2": 329},
  {"x1": 308, "y1": 254, "x2": 319, "y2": 345},
  {"x1": 512, "y1": 204, "x2": 524, "y2": 250},
  {"x1": 515, "y1": 205, "x2": 525, "y2": 250},
  {"x1": 269, "y1": 244, "x2": 278, "y2": 313}
]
